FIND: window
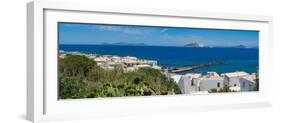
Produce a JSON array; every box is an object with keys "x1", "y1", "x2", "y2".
[
  {"x1": 191, "y1": 79, "x2": 194, "y2": 86},
  {"x1": 243, "y1": 82, "x2": 245, "y2": 88},
  {"x1": 234, "y1": 84, "x2": 237, "y2": 87},
  {"x1": 217, "y1": 82, "x2": 220, "y2": 88}
]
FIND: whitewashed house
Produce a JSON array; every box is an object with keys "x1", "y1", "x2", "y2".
[
  {"x1": 222, "y1": 71, "x2": 250, "y2": 91},
  {"x1": 177, "y1": 73, "x2": 201, "y2": 94},
  {"x1": 169, "y1": 71, "x2": 256, "y2": 94},
  {"x1": 239, "y1": 73, "x2": 257, "y2": 91},
  {"x1": 200, "y1": 72, "x2": 223, "y2": 92},
  {"x1": 169, "y1": 74, "x2": 182, "y2": 84}
]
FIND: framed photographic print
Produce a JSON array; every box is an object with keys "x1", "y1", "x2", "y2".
[{"x1": 27, "y1": 0, "x2": 273, "y2": 122}]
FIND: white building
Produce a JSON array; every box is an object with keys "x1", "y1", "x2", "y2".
[
  {"x1": 177, "y1": 73, "x2": 201, "y2": 94},
  {"x1": 239, "y1": 73, "x2": 257, "y2": 91},
  {"x1": 169, "y1": 74, "x2": 182, "y2": 84},
  {"x1": 200, "y1": 72, "x2": 223, "y2": 92},
  {"x1": 168, "y1": 71, "x2": 256, "y2": 94},
  {"x1": 222, "y1": 71, "x2": 250, "y2": 91},
  {"x1": 94, "y1": 56, "x2": 110, "y2": 62},
  {"x1": 152, "y1": 65, "x2": 161, "y2": 70}
]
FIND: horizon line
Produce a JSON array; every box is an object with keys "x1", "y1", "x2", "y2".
[{"x1": 59, "y1": 43, "x2": 259, "y2": 48}]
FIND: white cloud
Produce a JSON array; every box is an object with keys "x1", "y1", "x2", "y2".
[
  {"x1": 62, "y1": 23, "x2": 170, "y2": 35},
  {"x1": 95, "y1": 25, "x2": 166, "y2": 34}
]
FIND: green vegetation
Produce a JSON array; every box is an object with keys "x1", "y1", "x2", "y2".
[
  {"x1": 59, "y1": 55, "x2": 181, "y2": 99},
  {"x1": 208, "y1": 85, "x2": 234, "y2": 93},
  {"x1": 254, "y1": 70, "x2": 259, "y2": 91}
]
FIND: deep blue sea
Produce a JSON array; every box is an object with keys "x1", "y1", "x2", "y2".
[{"x1": 60, "y1": 44, "x2": 259, "y2": 74}]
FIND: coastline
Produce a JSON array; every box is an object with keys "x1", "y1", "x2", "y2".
[
  {"x1": 59, "y1": 50, "x2": 258, "y2": 96},
  {"x1": 59, "y1": 45, "x2": 259, "y2": 73},
  {"x1": 59, "y1": 50, "x2": 257, "y2": 77}
]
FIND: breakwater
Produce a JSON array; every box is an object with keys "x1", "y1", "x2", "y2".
[{"x1": 169, "y1": 61, "x2": 226, "y2": 74}]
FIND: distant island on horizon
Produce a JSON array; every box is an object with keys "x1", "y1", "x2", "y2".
[
  {"x1": 60, "y1": 42, "x2": 258, "y2": 48},
  {"x1": 183, "y1": 42, "x2": 257, "y2": 48}
]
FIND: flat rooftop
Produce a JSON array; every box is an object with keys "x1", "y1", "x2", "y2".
[
  {"x1": 184, "y1": 73, "x2": 202, "y2": 78},
  {"x1": 241, "y1": 74, "x2": 257, "y2": 83},
  {"x1": 223, "y1": 71, "x2": 249, "y2": 78},
  {"x1": 201, "y1": 72, "x2": 223, "y2": 80}
]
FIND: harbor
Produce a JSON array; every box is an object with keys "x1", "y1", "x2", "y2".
[{"x1": 169, "y1": 61, "x2": 227, "y2": 74}]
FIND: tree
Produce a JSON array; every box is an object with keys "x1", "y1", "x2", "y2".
[
  {"x1": 59, "y1": 75, "x2": 87, "y2": 99},
  {"x1": 58, "y1": 55, "x2": 182, "y2": 99},
  {"x1": 59, "y1": 55, "x2": 97, "y2": 76}
]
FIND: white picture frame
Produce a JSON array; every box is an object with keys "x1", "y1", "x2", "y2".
[{"x1": 27, "y1": 0, "x2": 273, "y2": 122}]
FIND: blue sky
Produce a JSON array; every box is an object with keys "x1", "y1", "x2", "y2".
[{"x1": 59, "y1": 23, "x2": 259, "y2": 47}]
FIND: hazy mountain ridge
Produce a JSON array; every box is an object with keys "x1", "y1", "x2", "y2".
[
  {"x1": 103, "y1": 42, "x2": 147, "y2": 46},
  {"x1": 184, "y1": 42, "x2": 204, "y2": 47},
  {"x1": 184, "y1": 42, "x2": 257, "y2": 48}
]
